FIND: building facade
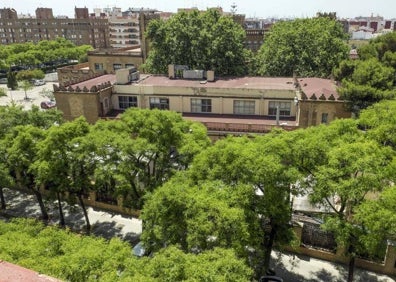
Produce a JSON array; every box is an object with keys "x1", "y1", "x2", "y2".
[
  {"x1": 86, "y1": 47, "x2": 144, "y2": 74},
  {"x1": 53, "y1": 64, "x2": 351, "y2": 133},
  {"x1": 0, "y1": 7, "x2": 109, "y2": 48}
]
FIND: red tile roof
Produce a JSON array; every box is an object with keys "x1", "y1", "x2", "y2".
[
  {"x1": 298, "y1": 78, "x2": 341, "y2": 100},
  {"x1": 139, "y1": 76, "x2": 296, "y2": 90},
  {"x1": 0, "y1": 260, "x2": 61, "y2": 282}
]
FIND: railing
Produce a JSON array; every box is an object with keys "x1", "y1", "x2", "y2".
[{"x1": 202, "y1": 121, "x2": 297, "y2": 134}]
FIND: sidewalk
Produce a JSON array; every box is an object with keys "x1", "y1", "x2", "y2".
[
  {"x1": 1, "y1": 188, "x2": 395, "y2": 282},
  {"x1": 270, "y1": 250, "x2": 395, "y2": 282},
  {"x1": 0, "y1": 188, "x2": 142, "y2": 244}
]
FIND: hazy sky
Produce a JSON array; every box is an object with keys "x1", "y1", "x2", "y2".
[{"x1": 2, "y1": 0, "x2": 396, "y2": 19}]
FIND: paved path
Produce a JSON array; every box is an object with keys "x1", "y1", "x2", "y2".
[
  {"x1": 270, "y1": 250, "x2": 395, "y2": 282},
  {"x1": 0, "y1": 188, "x2": 142, "y2": 244}
]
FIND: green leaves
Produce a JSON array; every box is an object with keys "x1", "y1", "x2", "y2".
[
  {"x1": 257, "y1": 18, "x2": 349, "y2": 77},
  {"x1": 336, "y1": 32, "x2": 396, "y2": 113},
  {"x1": 144, "y1": 9, "x2": 249, "y2": 76},
  {"x1": 0, "y1": 38, "x2": 93, "y2": 69}
]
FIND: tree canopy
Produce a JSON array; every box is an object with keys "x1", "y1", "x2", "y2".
[
  {"x1": 334, "y1": 32, "x2": 396, "y2": 112},
  {"x1": 144, "y1": 9, "x2": 250, "y2": 76},
  {"x1": 0, "y1": 38, "x2": 92, "y2": 71},
  {"x1": 257, "y1": 17, "x2": 349, "y2": 77}
]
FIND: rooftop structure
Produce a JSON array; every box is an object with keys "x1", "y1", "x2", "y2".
[{"x1": 53, "y1": 62, "x2": 351, "y2": 134}]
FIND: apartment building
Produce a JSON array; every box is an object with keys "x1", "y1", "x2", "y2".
[{"x1": 0, "y1": 7, "x2": 109, "y2": 48}]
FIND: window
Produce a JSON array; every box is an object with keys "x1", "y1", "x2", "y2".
[
  {"x1": 321, "y1": 113, "x2": 329, "y2": 124},
  {"x1": 113, "y1": 63, "x2": 122, "y2": 71},
  {"x1": 150, "y1": 97, "x2": 169, "y2": 110},
  {"x1": 233, "y1": 100, "x2": 255, "y2": 115},
  {"x1": 119, "y1": 96, "x2": 137, "y2": 109},
  {"x1": 125, "y1": 64, "x2": 134, "y2": 69},
  {"x1": 94, "y1": 63, "x2": 103, "y2": 70},
  {"x1": 268, "y1": 101, "x2": 291, "y2": 116},
  {"x1": 191, "y1": 98, "x2": 212, "y2": 113}
]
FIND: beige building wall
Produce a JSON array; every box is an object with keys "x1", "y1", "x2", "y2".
[
  {"x1": 54, "y1": 87, "x2": 113, "y2": 123},
  {"x1": 88, "y1": 54, "x2": 143, "y2": 74},
  {"x1": 299, "y1": 100, "x2": 351, "y2": 127},
  {"x1": 113, "y1": 84, "x2": 299, "y2": 116}
]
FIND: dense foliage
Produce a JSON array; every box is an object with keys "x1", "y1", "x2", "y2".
[
  {"x1": 0, "y1": 106, "x2": 209, "y2": 229},
  {"x1": 144, "y1": 9, "x2": 250, "y2": 76},
  {"x1": 0, "y1": 218, "x2": 251, "y2": 282},
  {"x1": 334, "y1": 32, "x2": 396, "y2": 112},
  {"x1": 257, "y1": 17, "x2": 349, "y2": 77},
  {"x1": 0, "y1": 38, "x2": 92, "y2": 71}
]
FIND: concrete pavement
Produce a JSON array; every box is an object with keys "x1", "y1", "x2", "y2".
[
  {"x1": 0, "y1": 188, "x2": 142, "y2": 244},
  {"x1": 0, "y1": 72, "x2": 58, "y2": 109},
  {"x1": 270, "y1": 250, "x2": 395, "y2": 282}
]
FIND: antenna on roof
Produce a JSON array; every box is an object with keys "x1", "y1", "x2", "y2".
[{"x1": 231, "y1": 2, "x2": 237, "y2": 14}]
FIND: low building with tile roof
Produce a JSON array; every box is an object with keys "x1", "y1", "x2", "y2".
[{"x1": 53, "y1": 65, "x2": 351, "y2": 135}]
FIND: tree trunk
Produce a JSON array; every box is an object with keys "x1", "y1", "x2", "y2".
[
  {"x1": 255, "y1": 221, "x2": 277, "y2": 280},
  {"x1": 57, "y1": 191, "x2": 65, "y2": 227},
  {"x1": 78, "y1": 194, "x2": 90, "y2": 233},
  {"x1": 347, "y1": 255, "x2": 355, "y2": 282},
  {"x1": 263, "y1": 222, "x2": 277, "y2": 272},
  {"x1": 0, "y1": 187, "x2": 6, "y2": 210},
  {"x1": 33, "y1": 189, "x2": 49, "y2": 221},
  {"x1": 130, "y1": 181, "x2": 141, "y2": 205}
]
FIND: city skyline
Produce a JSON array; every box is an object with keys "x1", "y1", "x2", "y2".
[{"x1": 2, "y1": 0, "x2": 396, "y2": 19}]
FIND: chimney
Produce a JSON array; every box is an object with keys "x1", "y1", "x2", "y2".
[
  {"x1": 168, "y1": 64, "x2": 175, "y2": 79},
  {"x1": 207, "y1": 70, "x2": 215, "y2": 82}
]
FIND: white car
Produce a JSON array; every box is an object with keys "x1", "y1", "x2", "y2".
[{"x1": 33, "y1": 79, "x2": 45, "y2": 86}]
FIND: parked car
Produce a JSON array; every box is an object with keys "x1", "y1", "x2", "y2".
[
  {"x1": 40, "y1": 100, "x2": 56, "y2": 109},
  {"x1": 259, "y1": 276, "x2": 284, "y2": 282},
  {"x1": 33, "y1": 79, "x2": 45, "y2": 86},
  {"x1": 132, "y1": 242, "x2": 147, "y2": 257},
  {"x1": 0, "y1": 78, "x2": 7, "y2": 84}
]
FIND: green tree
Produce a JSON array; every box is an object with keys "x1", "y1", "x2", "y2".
[
  {"x1": 16, "y1": 69, "x2": 45, "y2": 81},
  {"x1": 32, "y1": 117, "x2": 91, "y2": 229},
  {"x1": 6, "y1": 70, "x2": 17, "y2": 90},
  {"x1": 141, "y1": 177, "x2": 251, "y2": 257},
  {"x1": 19, "y1": 80, "x2": 33, "y2": 100},
  {"x1": 355, "y1": 185, "x2": 396, "y2": 260},
  {"x1": 0, "y1": 105, "x2": 63, "y2": 140},
  {"x1": 187, "y1": 133, "x2": 300, "y2": 278},
  {"x1": 0, "y1": 163, "x2": 13, "y2": 209},
  {"x1": 144, "y1": 9, "x2": 249, "y2": 76},
  {"x1": 307, "y1": 138, "x2": 393, "y2": 282},
  {"x1": 257, "y1": 17, "x2": 349, "y2": 77},
  {"x1": 358, "y1": 99, "x2": 396, "y2": 148},
  {"x1": 2, "y1": 125, "x2": 49, "y2": 220},
  {"x1": 120, "y1": 108, "x2": 210, "y2": 191},
  {"x1": 337, "y1": 59, "x2": 396, "y2": 113},
  {"x1": 0, "y1": 218, "x2": 251, "y2": 282},
  {"x1": 122, "y1": 246, "x2": 252, "y2": 281}
]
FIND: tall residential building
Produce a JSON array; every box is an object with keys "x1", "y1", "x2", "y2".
[
  {"x1": 91, "y1": 7, "x2": 159, "y2": 49},
  {"x1": 0, "y1": 7, "x2": 109, "y2": 48}
]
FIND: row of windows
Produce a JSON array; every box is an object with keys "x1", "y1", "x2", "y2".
[
  {"x1": 94, "y1": 63, "x2": 135, "y2": 71},
  {"x1": 117, "y1": 96, "x2": 293, "y2": 116}
]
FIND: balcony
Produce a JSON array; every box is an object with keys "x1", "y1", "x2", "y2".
[{"x1": 182, "y1": 114, "x2": 299, "y2": 134}]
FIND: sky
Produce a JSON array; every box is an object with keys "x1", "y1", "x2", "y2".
[{"x1": 2, "y1": 0, "x2": 396, "y2": 19}]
